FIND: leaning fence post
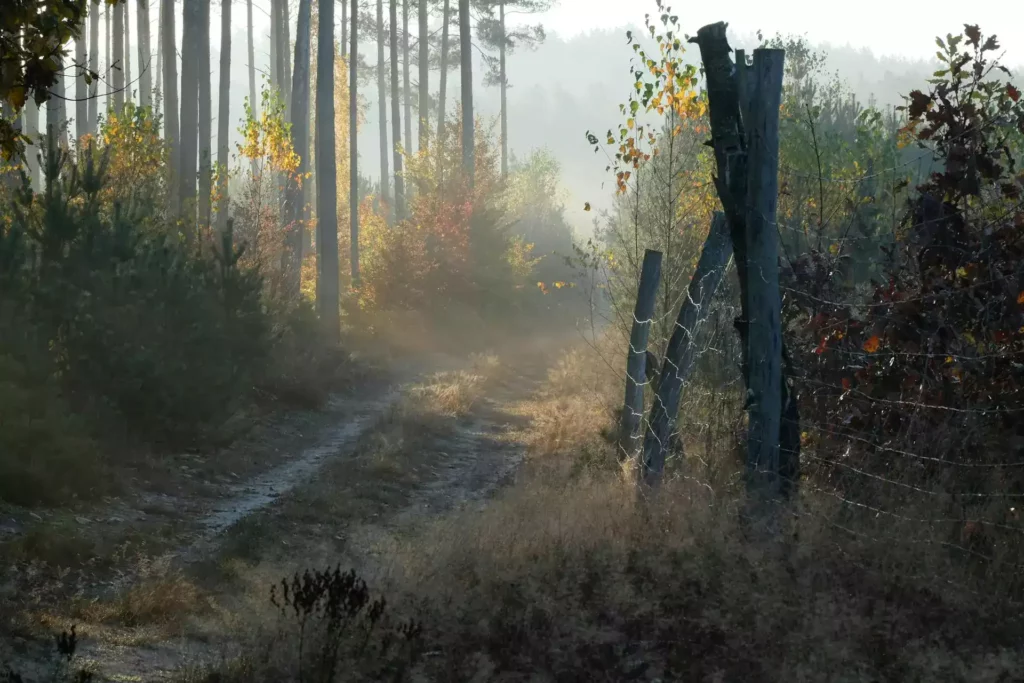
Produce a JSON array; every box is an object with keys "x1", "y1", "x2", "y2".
[
  {"x1": 642, "y1": 212, "x2": 732, "y2": 488},
  {"x1": 619, "y1": 248, "x2": 663, "y2": 463}
]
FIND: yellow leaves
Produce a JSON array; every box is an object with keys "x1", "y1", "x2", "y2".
[
  {"x1": 862, "y1": 335, "x2": 881, "y2": 353},
  {"x1": 583, "y1": 202, "x2": 591, "y2": 211},
  {"x1": 537, "y1": 281, "x2": 549, "y2": 294},
  {"x1": 828, "y1": 243, "x2": 840, "y2": 256},
  {"x1": 626, "y1": 118, "x2": 635, "y2": 130},
  {"x1": 1017, "y1": 291, "x2": 1024, "y2": 304}
]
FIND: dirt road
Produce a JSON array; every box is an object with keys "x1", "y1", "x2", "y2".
[{"x1": 0, "y1": 340, "x2": 565, "y2": 680}]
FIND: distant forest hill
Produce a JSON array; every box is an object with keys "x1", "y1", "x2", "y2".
[{"x1": 213, "y1": 23, "x2": 1019, "y2": 236}]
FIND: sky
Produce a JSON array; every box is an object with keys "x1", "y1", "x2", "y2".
[{"x1": 522, "y1": 0, "x2": 1024, "y2": 65}]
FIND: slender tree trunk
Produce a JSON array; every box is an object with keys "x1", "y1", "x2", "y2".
[
  {"x1": 113, "y1": 2, "x2": 125, "y2": 109},
  {"x1": 316, "y1": 0, "x2": 340, "y2": 340},
  {"x1": 285, "y1": 0, "x2": 312, "y2": 298},
  {"x1": 198, "y1": 0, "x2": 213, "y2": 230},
  {"x1": 75, "y1": 20, "x2": 88, "y2": 139},
  {"x1": 162, "y1": 0, "x2": 179, "y2": 215},
  {"x1": 105, "y1": 5, "x2": 111, "y2": 112},
  {"x1": 156, "y1": 0, "x2": 163, "y2": 107},
  {"x1": 179, "y1": 0, "x2": 201, "y2": 226},
  {"x1": 46, "y1": 82, "x2": 59, "y2": 148},
  {"x1": 217, "y1": 0, "x2": 232, "y2": 232},
  {"x1": 125, "y1": 0, "x2": 132, "y2": 101},
  {"x1": 402, "y1": 0, "x2": 411, "y2": 155},
  {"x1": 389, "y1": 0, "x2": 405, "y2": 219},
  {"x1": 88, "y1": 0, "x2": 99, "y2": 131},
  {"x1": 25, "y1": 98, "x2": 40, "y2": 190},
  {"x1": 283, "y1": 0, "x2": 292, "y2": 113},
  {"x1": 436, "y1": 0, "x2": 448, "y2": 141},
  {"x1": 270, "y1": 0, "x2": 279, "y2": 92},
  {"x1": 458, "y1": 0, "x2": 473, "y2": 185},
  {"x1": 499, "y1": 0, "x2": 507, "y2": 179},
  {"x1": 417, "y1": 0, "x2": 427, "y2": 150},
  {"x1": 137, "y1": 0, "x2": 152, "y2": 109},
  {"x1": 376, "y1": 0, "x2": 390, "y2": 210},
  {"x1": 341, "y1": 0, "x2": 347, "y2": 58},
  {"x1": 246, "y1": 0, "x2": 257, "y2": 177},
  {"x1": 57, "y1": 64, "x2": 69, "y2": 149},
  {"x1": 349, "y1": 0, "x2": 359, "y2": 287}
]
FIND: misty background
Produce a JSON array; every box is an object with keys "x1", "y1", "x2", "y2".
[{"x1": 73, "y1": 0, "x2": 1024, "y2": 236}]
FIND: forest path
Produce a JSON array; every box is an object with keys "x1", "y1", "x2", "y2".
[{"x1": 1, "y1": 336, "x2": 570, "y2": 681}]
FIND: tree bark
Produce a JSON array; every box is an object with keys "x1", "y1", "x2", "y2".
[
  {"x1": 417, "y1": 0, "x2": 427, "y2": 151},
  {"x1": 124, "y1": 0, "x2": 132, "y2": 101},
  {"x1": 25, "y1": 98, "x2": 40, "y2": 190},
  {"x1": 390, "y1": 0, "x2": 406, "y2": 219},
  {"x1": 641, "y1": 212, "x2": 732, "y2": 487},
  {"x1": 316, "y1": 0, "x2": 341, "y2": 340},
  {"x1": 105, "y1": 5, "x2": 111, "y2": 112},
  {"x1": 162, "y1": 0, "x2": 179, "y2": 215},
  {"x1": 402, "y1": 0, "x2": 411, "y2": 156},
  {"x1": 217, "y1": 0, "x2": 232, "y2": 233},
  {"x1": 458, "y1": 0, "x2": 473, "y2": 185},
  {"x1": 75, "y1": 18, "x2": 88, "y2": 139},
  {"x1": 341, "y1": 0, "x2": 347, "y2": 58},
  {"x1": 282, "y1": 0, "x2": 292, "y2": 120},
  {"x1": 137, "y1": 0, "x2": 152, "y2": 109},
  {"x1": 620, "y1": 249, "x2": 663, "y2": 462},
  {"x1": 198, "y1": 0, "x2": 213, "y2": 230},
  {"x1": 499, "y1": 0, "x2": 507, "y2": 179},
  {"x1": 88, "y1": 0, "x2": 99, "y2": 132},
  {"x1": 113, "y1": 2, "x2": 125, "y2": 109},
  {"x1": 349, "y1": 0, "x2": 360, "y2": 287},
  {"x1": 246, "y1": 0, "x2": 257, "y2": 178},
  {"x1": 156, "y1": 0, "x2": 163, "y2": 107},
  {"x1": 270, "y1": 0, "x2": 279, "y2": 91},
  {"x1": 179, "y1": 0, "x2": 201, "y2": 226},
  {"x1": 436, "y1": 0, "x2": 449, "y2": 143},
  {"x1": 376, "y1": 0, "x2": 390, "y2": 211},
  {"x1": 285, "y1": 0, "x2": 313, "y2": 298}
]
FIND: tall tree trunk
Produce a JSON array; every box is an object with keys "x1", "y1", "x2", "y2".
[
  {"x1": 217, "y1": 0, "x2": 232, "y2": 232},
  {"x1": 88, "y1": 0, "x2": 99, "y2": 131},
  {"x1": 376, "y1": 0, "x2": 390, "y2": 210},
  {"x1": 349, "y1": 0, "x2": 359, "y2": 287},
  {"x1": 124, "y1": 0, "x2": 132, "y2": 101},
  {"x1": 283, "y1": 0, "x2": 292, "y2": 115},
  {"x1": 156, "y1": 0, "x2": 163, "y2": 107},
  {"x1": 137, "y1": 0, "x2": 152, "y2": 109},
  {"x1": 436, "y1": 0, "x2": 448, "y2": 141},
  {"x1": 285, "y1": 0, "x2": 312, "y2": 298},
  {"x1": 270, "y1": 0, "x2": 279, "y2": 92},
  {"x1": 75, "y1": 19, "x2": 88, "y2": 139},
  {"x1": 113, "y1": 2, "x2": 125, "y2": 109},
  {"x1": 499, "y1": 0, "x2": 507, "y2": 179},
  {"x1": 57, "y1": 62, "x2": 69, "y2": 149},
  {"x1": 417, "y1": 0, "x2": 427, "y2": 150},
  {"x1": 341, "y1": 0, "x2": 347, "y2": 58},
  {"x1": 389, "y1": 0, "x2": 405, "y2": 219},
  {"x1": 105, "y1": 5, "x2": 111, "y2": 112},
  {"x1": 246, "y1": 0, "x2": 257, "y2": 177},
  {"x1": 458, "y1": 0, "x2": 473, "y2": 185},
  {"x1": 402, "y1": 0, "x2": 411, "y2": 155},
  {"x1": 25, "y1": 98, "x2": 40, "y2": 190},
  {"x1": 316, "y1": 0, "x2": 340, "y2": 340},
  {"x1": 179, "y1": 0, "x2": 201, "y2": 226},
  {"x1": 162, "y1": 0, "x2": 179, "y2": 215},
  {"x1": 198, "y1": 0, "x2": 213, "y2": 230}
]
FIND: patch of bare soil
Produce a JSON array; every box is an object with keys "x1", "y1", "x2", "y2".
[{"x1": 0, "y1": 339, "x2": 568, "y2": 681}]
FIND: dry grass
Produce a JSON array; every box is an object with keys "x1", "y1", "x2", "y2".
[
  {"x1": 406, "y1": 370, "x2": 486, "y2": 418},
  {"x1": 71, "y1": 557, "x2": 209, "y2": 629}
]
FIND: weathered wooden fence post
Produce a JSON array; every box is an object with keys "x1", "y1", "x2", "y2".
[
  {"x1": 641, "y1": 212, "x2": 732, "y2": 487},
  {"x1": 689, "y1": 22, "x2": 798, "y2": 506},
  {"x1": 619, "y1": 249, "x2": 663, "y2": 463}
]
